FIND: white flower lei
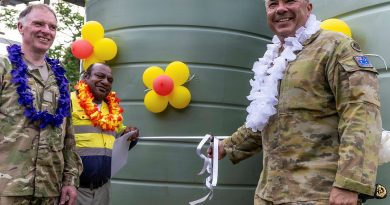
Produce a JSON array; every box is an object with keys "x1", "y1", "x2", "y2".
[{"x1": 245, "y1": 14, "x2": 321, "y2": 132}]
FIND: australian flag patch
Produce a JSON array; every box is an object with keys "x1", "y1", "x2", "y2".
[{"x1": 354, "y1": 56, "x2": 373, "y2": 68}]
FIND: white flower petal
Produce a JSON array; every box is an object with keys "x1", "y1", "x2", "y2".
[{"x1": 245, "y1": 14, "x2": 321, "y2": 132}]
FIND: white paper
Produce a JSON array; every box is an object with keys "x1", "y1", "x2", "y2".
[{"x1": 111, "y1": 131, "x2": 136, "y2": 176}]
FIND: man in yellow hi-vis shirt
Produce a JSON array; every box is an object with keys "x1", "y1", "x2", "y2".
[{"x1": 71, "y1": 63, "x2": 139, "y2": 205}]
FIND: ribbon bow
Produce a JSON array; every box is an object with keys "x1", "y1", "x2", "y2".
[{"x1": 189, "y1": 134, "x2": 219, "y2": 205}]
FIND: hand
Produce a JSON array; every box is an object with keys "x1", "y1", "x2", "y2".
[
  {"x1": 60, "y1": 185, "x2": 77, "y2": 205},
  {"x1": 123, "y1": 126, "x2": 139, "y2": 141},
  {"x1": 329, "y1": 186, "x2": 358, "y2": 205},
  {"x1": 207, "y1": 140, "x2": 226, "y2": 160}
]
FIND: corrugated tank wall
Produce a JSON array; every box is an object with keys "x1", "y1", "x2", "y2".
[
  {"x1": 313, "y1": 1, "x2": 390, "y2": 204},
  {"x1": 86, "y1": 0, "x2": 270, "y2": 204}
]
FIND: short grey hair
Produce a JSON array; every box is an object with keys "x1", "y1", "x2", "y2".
[
  {"x1": 18, "y1": 4, "x2": 57, "y2": 24},
  {"x1": 264, "y1": 0, "x2": 310, "y2": 7}
]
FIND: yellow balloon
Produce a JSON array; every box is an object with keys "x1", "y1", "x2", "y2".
[
  {"x1": 142, "y1": 66, "x2": 164, "y2": 89},
  {"x1": 144, "y1": 91, "x2": 168, "y2": 113},
  {"x1": 81, "y1": 21, "x2": 105, "y2": 44},
  {"x1": 94, "y1": 38, "x2": 118, "y2": 61},
  {"x1": 168, "y1": 86, "x2": 191, "y2": 109},
  {"x1": 165, "y1": 61, "x2": 190, "y2": 86},
  {"x1": 83, "y1": 54, "x2": 104, "y2": 70},
  {"x1": 320, "y1": 18, "x2": 352, "y2": 37}
]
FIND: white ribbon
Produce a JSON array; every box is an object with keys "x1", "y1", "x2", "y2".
[
  {"x1": 379, "y1": 130, "x2": 390, "y2": 164},
  {"x1": 189, "y1": 134, "x2": 219, "y2": 205},
  {"x1": 139, "y1": 136, "x2": 228, "y2": 140},
  {"x1": 139, "y1": 135, "x2": 228, "y2": 204}
]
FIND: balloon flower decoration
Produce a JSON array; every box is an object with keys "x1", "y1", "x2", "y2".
[
  {"x1": 143, "y1": 61, "x2": 191, "y2": 113},
  {"x1": 71, "y1": 21, "x2": 118, "y2": 70},
  {"x1": 320, "y1": 18, "x2": 352, "y2": 37}
]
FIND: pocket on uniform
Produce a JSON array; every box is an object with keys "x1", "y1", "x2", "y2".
[
  {"x1": 72, "y1": 111, "x2": 89, "y2": 120},
  {"x1": 340, "y1": 62, "x2": 378, "y2": 74},
  {"x1": 49, "y1": 126, "x2": 65, "y2": 151}
]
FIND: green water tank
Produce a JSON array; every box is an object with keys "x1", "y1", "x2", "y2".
[{"x1": 86, "y1": 0, "x2": 270, "y2": 204}]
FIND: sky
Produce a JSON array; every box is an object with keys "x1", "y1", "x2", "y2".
[{"x1": 0, "y1": 0, "x2": 84, "y2": 55}]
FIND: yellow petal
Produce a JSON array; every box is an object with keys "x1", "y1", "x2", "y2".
[
  {"x1": 320, "y1": 18, "x2": 352, "y2": 37},
  {"x1": 83, "y1": 54, "x2": 104, "y2": 70},
  {"x1": 165, "y1": 61, "x2": 189, "y2": 86},
  {"x1": 168, "y1": 86, "x2": 191, "y2": 109},
  {"x1": 144, "y1": 90, "x2": 168, "y2": 113},
  {"x1": 81, "y1": 21, "x2": 105, "y2": 44},
  {"x1": 94, "y1": 38, "x2": 118, "y2": 61},
  {"x1": 142, "y1": 66, "x2": 164, "y2": 89}
]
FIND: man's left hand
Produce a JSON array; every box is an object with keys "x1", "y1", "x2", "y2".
[
  {"x1": 123, "y1": 126, "x2": 139, "y2": 141},
  {"x1": 329, "y1": 186, "x2": 358, "y2": 205},
  {"x1": 60, "y1": 185, "x2": 77, "y2": 205}
]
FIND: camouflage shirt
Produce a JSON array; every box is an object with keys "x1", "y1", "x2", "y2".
[
  {"x1": 0, "y1": 55, "x2": 83, "y2": 197},
  {"x1": 223, "y1": 30, "x2": 381, "y2": 203}
]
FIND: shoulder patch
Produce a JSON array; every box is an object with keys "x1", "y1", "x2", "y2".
[
  {"x1": 354, "y1": 56, "x2": 373, "y2": 68},
  {"x1": 350, "y1": 41, "x2": 362, "y2": 52}
]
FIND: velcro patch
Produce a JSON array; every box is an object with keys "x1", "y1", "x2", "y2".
[
  {"x1": 354, "y1": 56, "x2": 373, "y2": 68},
  {"x1": 351, "y1": 41, "x2": 362, "y2": 52}
]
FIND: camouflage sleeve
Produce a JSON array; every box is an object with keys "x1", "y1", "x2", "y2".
[
  {"x1": 327, "y1": 38, "x2": 381, "y2": 195},
  {"x1": 62, "y1": 115, "x2": 83, "y2": 187},
  {"x1": 0, "y1": 56, "x2": 9, "y2": 93},
  {"x1": 223, "y1": 125, "x2": 262, "y2": 164},
  {"x1": 0, "y1": 58, "x2": 4, "y2": 93}
]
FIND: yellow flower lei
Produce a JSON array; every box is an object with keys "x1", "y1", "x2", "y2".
[{"x1": 75, "y1": 81, "x2": 123, "y2": 131}]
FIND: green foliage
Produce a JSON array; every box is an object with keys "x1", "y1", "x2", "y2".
[
  {"x1": 0, "y1": 7, "x2": 17, "y2": 30},
  {"x1": 52, "y1": 1, "x2": 84, "y2": 90},
  {"x1": 0, "y1": 1, "x2": 84, "y2": 89},
  {"x1": 55, "y1": 1, "x2": 84, "y2": 41}
]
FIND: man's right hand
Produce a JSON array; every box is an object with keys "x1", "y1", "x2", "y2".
[
  {"x1": 60, "y1": 185, "x2": 77, "y2": 205},
  {"x1": 329, "y1": 186, "x2": 358, "y2": 205},
  {"x1": 207, "y1": 141, "x2": 227, "y2": 160},
  {"x1": 123, "y1": 126, "x2": 139, "y2": 141}
]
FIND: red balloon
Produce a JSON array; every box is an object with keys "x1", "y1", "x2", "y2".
[
  {"x1": 153, "y1": 75, "x2": 174, "y2": 96},
  {"x1": 71, "y1": 39, "x2": 93, "y2": 59}
]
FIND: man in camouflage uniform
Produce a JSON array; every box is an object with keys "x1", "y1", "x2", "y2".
[
  {"x1": 210, "y1": 0, "x2": 381, "y2": 205},
  {"x1": 0, "y1": 4, "x2": 82, "y2": 205}
]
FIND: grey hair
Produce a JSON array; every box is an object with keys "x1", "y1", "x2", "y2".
[
  {"x1": 18, "y1": 4, "x2": 57, "y2": 24},
  {"x1": 264, "y1": 0, "x2": 310, "y2": 7}
]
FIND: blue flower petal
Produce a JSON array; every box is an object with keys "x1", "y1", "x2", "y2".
[{"x1": 7, "y1": 44, "x2": 70, "y2": 128}]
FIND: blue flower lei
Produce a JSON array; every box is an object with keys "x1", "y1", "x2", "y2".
[{"x1": 6, "y1": 44, "x2": 70, "y2": 128}]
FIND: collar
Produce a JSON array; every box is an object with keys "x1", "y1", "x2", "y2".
[{"x1": 302, "y1": 29, "x2": 322, "y2": 46}]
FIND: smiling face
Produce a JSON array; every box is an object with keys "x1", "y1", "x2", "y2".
[
  {"x1": 18, "y1": 7, "x2": 57, "y2": 55},
  {"x1": 83, "y1": 63, "x2": 114, "y2": 104},
  {"x1": 265, "y1": 0, "x2": 312, "y2": 41}
]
